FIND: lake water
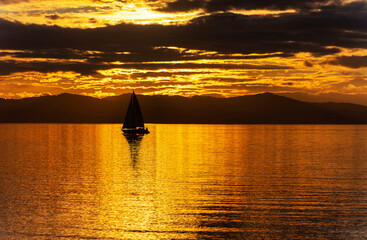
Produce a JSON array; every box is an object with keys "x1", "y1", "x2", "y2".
[{"x1": 0, "y1": 124, "x2": 367, "y2": 239}]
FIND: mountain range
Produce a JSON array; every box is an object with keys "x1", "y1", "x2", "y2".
[{"x1": 1, "y1": 93, "x2": 367, "y2": 124}]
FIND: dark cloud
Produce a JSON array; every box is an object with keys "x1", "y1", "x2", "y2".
[
  {"x1": 1, "y1": 2, "x2": 365, "y2": 55},
  {"x1": 327, "y1": 55, "x2": 367, "y2": 68},
  {"x1": 0, "y1": 60, "x2": 101, "y2": 76},
  {"x1": 7, "y1": 49, "x2": 97, "y2": 60},
  {"x1": 84, "y1": 49, "x2": 293, "y2": 63},
  {"x1": 129, "y1": 71, "x2": 213, "y2": 78},
  {"x1": 0, "y1": 0, "x2": 29, "y2": 4},
  {"x1": 158, "y1": 0, "x2": 338, "y2": 12},
  {"x1": 45, "y1": 14, "x2": 63, "y2": 20},
  {"x1": 158, "y1": 0, "x2": 205, "y2": 12},
  {"x1": 304, "y1": 60, "x2": 313, "y2": 67},
  {"x1": 89, "y1": 18, "x2": 98, "y2": 24},
  {"x1": 27, "y1": 6, "x2": 114, "y2": 15},
  {"x1": 0, "y1": 60, "x2": 292, "y2": 76},
  {"x1": 3, "y1": 48, "x2": 292, "y2": 63},
  {"x1": 0, "y1": 1, "x2": 366, "y2": 75}
]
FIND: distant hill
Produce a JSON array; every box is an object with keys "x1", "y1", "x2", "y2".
[
  {"x1": 1, "y1": 93, "x2": 367, "y2": 124},
  {"x1": 277, "y1": 92, "x2": 367, "y2": 106}
]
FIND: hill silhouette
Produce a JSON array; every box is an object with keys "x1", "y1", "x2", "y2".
[{"x1": 1, "y1": 93, "x2": 367, "y2": 123}]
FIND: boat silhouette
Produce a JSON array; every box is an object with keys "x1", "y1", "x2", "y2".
[{"x1": 122, "y1": 91, "x2": 150, "y2": 134}]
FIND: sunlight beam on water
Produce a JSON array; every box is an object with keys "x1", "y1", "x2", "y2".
[{"x1": 0, "y1": 124, "x2": 367, "y2": 239}]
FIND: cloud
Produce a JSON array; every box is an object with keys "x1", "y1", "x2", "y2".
[
  {"x1": 0, "y1": 1, "x2": 366, "y2": 79},
  {"x1": 334, "y1": 77, "x2": 367, "y2": 87},
  {"x1": 201, "y1": 83, "x2": 305, "y2": 93},
  {"x1": 347, "y1": 78, "x2": 367, "y2": 87},
  {"x1": 0, "y1": 60, "x2": 293, "y2": 76},
  {"x1": 2, "y1": 48, "x2": 292, "y2": 64},
  {"x1": 158, "y1": 0, "x2": 340, "y2": 12},
  {"x1": 0, "y1": 0, "x2": 29, "y2": 4},
  {"x1": 327, "y1": 55, "x2": 367, "y2": 68},
  {"x1": 45, "y1": 14, "x2": 63, "y2": 20},
  {"x1": 26, "y1": 6, "x2": 114, "y2": 15},
  {"x1": 304, "y1": 60, "x2": 313, "y2": 67},
  {"x1": 0, "y1": 60, "x2": 101, "y2": 76},
  {"x1": 1, "y1": 1, "x2": 366, "y2": 56}
]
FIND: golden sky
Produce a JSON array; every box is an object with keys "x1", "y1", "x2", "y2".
[{"x1": 0, "y1": 0, "x2": 367, "y2": 99}]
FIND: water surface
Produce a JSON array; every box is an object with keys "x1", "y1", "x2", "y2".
[{"x1": 0, "y1": 124, "x2": 367, "y2": 239}]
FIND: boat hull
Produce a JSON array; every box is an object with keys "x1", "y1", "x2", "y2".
[{"x1": 122, "y1": 128, "x2": 150, "y2": 135}]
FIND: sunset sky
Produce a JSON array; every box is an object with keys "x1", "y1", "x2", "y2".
[{"x1": 0, "y1": 0, "x2": 367, "y2": 99}]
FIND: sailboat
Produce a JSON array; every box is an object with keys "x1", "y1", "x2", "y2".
[{"x1": 122, "y1": 91, "x2": 150, "y2": 134}]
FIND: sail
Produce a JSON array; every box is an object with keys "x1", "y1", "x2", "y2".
[{"x1": 123, "y1": 91, "x2": 145, "y2": 129}]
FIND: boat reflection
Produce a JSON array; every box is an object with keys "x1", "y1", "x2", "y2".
[{"x1": 123, "y1": 134, "x2": 143, "y2": 167}]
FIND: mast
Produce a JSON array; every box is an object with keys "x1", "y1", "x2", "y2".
[{"x1": 123, "y1": 91, "x2": 145, "y2": 129}]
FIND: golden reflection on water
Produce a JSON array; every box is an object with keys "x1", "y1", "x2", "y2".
[{"x1": 0, "y1": 124, "x2": 367, "y2": 239}]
